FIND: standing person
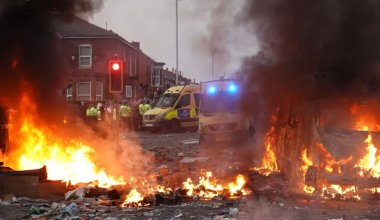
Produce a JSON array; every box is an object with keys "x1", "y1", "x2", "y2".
[
  {"x1": 96, "y1": 103, "x2": 103, "y2": 121},
  {"x1": 130, "y1": 99, "x2": 140, "y2": 131},
  {"x1": 86, "y1": 104, "x2": 98, "y2": 127},
  {"x1": 119, "y1": 101, "x2": 131, "y2": 130},
  {"x1": 139, "y1": 99, "x2": 152, "y2": 116},
  {"x1": 138, "y1": 99, "x2": 152, "y2": 130}
]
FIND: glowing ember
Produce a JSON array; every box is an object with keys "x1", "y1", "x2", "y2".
[
  {"x1": 155, "y1": 185, "x2": 172, "y2": 194},
  {"x1": 369, "y1": 187, "x2": 380, "y2": 194},
  {"x1": 322, "y1": 184, "x2": 360, "y2": 200},
  {"x1": 122, "y1": 189, "x2": 144, "y2": 207},
  {"x1": 7, "y1": 94, "x2": 125, "y2": 187},
  {"x1": 303, "y1": 185, "x2": 315, "y2": 195},
  {"x1": 355, "y1": 133, "x2": 380, "y2": 178}
]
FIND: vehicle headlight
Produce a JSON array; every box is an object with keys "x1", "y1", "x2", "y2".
[{"x1": 156, "y1": 113, "x2": 165, "y2": 121}]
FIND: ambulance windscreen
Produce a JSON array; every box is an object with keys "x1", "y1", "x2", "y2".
[
  {"x1": 155, "y1": 94, "x2": 180, "y2": 108},
  {"x1": 201, "y1": 92, "x2": 241, "y2": 113}
]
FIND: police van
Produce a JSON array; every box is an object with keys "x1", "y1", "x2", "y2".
[
  {"x1": 142, "y1": 84, "x2": 201, "y2": 132},
  {"x1": 199, "y1": 79, "x2": 255, "y2": 145}
]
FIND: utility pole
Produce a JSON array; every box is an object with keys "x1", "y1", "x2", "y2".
[
  {"x1": 175, "y1": 0, "x2": 179, "y2": 85},
  {"x1": 212, "y1": 53, "x2": 215, "y2": 80}
]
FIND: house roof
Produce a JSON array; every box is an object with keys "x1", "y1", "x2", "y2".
[
  {"x1": 53, "y1": 15, "x2": 116, "y2": 38},
  {"x1": 163, "y1": 69, "x2": 191, "y2": 82},
  {"x1": 52, "y1": 15, "x2": 138, "y2": 51}
]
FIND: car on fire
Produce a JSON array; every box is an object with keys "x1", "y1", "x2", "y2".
[{"x1": 302, "y1": 98, "x2": 380, "y2": 198}]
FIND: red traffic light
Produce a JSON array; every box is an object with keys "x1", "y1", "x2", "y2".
[
  {"x1": 112, "y1": 63, "x2": 120, "y2": 71},
  {"x1": 109, "y1": 60, "x2": 123, "y2": 93}
]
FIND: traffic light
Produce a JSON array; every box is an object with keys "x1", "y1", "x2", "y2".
[{"x1": 109, "y1": 60, "x2": 123, "y2": 92}]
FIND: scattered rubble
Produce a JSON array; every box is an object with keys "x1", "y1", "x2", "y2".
[{"x1": 2, "y1": 132, "x2": 380, "y2": 219}]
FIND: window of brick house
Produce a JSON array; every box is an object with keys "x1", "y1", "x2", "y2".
[
  {"x1": 79, "y1": 44, "x2": 92, "y2": 67},
  {"x1": 96, "y1": 82, "x2": 103, "y2": 101},
  {"x1": 77, "y1": 82, "x2": 91, "y2": 101},
  {"x1": 152, "y1": 68, "x2": 161, "y2": 86},
  {"x1": 125, "y1": 85, "x2": 133, "y2": 98},
  {"x1": 66, "y1": 86, "x2": 73, "y2": 101}
]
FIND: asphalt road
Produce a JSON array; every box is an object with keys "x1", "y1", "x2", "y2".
[{"x1": 1, "y1": 131, "x2": 380, "y2": 219}]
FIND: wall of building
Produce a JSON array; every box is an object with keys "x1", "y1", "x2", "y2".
[{"x1": 60, "y1": 38, "x2": 141, "y2": 102}]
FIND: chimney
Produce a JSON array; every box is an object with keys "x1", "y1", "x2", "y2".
[{"x1": 131, "y1": 41, "x2": 140, "y2": 50}]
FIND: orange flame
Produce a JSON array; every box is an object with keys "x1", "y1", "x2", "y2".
[
  {"x1": 228, "y1": 174, "x2": 250, "y2": 196},
  {"x1": 182, "y1": 171, "x2": 250, "y2": 199},
  {"x1": 322, "y1": 184, "x2": 360, "y2": 200},
  {"x1": 261, "y1": 126, "x2": 279, "y2": 172},
  {"x1": 7, "y1": 94, "x2": 125, "y2": 187},
  {"x1": 317, "y1": 143, "x2": 351, "y2": 174},
  {"x1": 253, "y1": 114, "x2": 279, "y2": 175},
  {"x1": 300, "y1": 149, "x2": 315, "y2": 194},
  {"x1": 355, "y1": 133, "x2": 380, "y2": 178},
  {"x1": 121, "y1": 172, "x2": 251, "y2": 207},
  {"x1": 122, "y1": 189, "x2": 144, "y2": 207}
]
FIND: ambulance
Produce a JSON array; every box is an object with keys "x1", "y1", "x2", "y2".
[
  {"x1": 199, "y1": 79, "x2": 255, "y2": 145},
  {"x1": 142, "y1": 84, "x2": 201, "y2": 132}
]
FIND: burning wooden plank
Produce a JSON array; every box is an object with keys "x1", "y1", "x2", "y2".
[
  {"x1": 0, "y1": 165, "x2": 67, "y2": 198},
  {"x1": 0, "y1": 165, "x2": 47, "y2": 181}
]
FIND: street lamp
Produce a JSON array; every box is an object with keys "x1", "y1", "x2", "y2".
[{"x1": 175, "y1": 0, "x2": 179, "y2": 85}]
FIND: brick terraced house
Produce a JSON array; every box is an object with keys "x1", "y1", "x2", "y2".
[{"x1": 53, "y1": 15, "x2": 190, "y2": 103}]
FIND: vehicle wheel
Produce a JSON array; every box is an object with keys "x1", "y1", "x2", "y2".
[{"x1": 168, "y1": 119, "x2": 181, "y2": 133}]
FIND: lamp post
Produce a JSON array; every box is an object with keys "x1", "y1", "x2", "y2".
[{"x1": 175, "y1": 0, "x2": 179, "y2": 85}]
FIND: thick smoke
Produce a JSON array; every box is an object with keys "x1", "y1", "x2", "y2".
[
  {"x1": 237, "y1": 0, "x2": 380, "y2": 129},
  {"x1": 0, "y1": 0, "x2": 154, "y2": 182},
  {"x1": 0, "y1": 0, "x2": 103, "y2": 123}
]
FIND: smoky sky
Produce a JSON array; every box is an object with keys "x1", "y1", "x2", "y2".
[
  {"x1": 238, "y1": 0, "x2": 380, "y2": 123},
  {"x1": 0, "y1": 0, "x2": 103, "y2": 122}
]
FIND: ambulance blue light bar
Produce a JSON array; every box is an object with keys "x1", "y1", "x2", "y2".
[
  {"x1": 228, "y1": 83, "x2": 237, "y2": 93},
  {"x1": 207, "y1": 86, "x2": 217, "y2": 94}
]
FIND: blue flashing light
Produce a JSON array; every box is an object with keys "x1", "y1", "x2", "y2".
[
  {"x1": 207, "y1": 86, "x2": 217, "y2": 94},
  {"x1": 228, "y1": 84, "x2": 237, "y2": 93}
]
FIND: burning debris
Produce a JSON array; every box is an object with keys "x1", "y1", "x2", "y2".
[
  {"x1": 120, "y1": 171, "x2": 251, "y2": 208},
  {"x1": 302, "y1": 125, "x2": 380, "y2": 200}
]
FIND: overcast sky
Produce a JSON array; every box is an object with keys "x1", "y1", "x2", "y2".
[{"x1": 90, "y1": 0, "x2": 258, "y2": 82}]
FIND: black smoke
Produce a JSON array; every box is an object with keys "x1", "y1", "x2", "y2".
[
  {"x1": 238, "y1": 0, "x2": 380, "y2": 127},
  {"x1": 0, "y1": 0, "x2": 103, "y2": 123}
]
